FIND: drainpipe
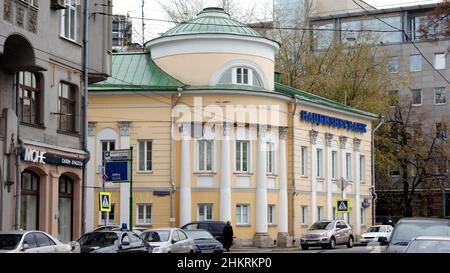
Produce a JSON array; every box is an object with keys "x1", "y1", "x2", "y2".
[
  {"x1": 291, "y1": 97, "x2": 298, "y2": 243},
  {"x1": 371, "y1": 115, "x2": 384, "y2": 225},
  {"x1": 170, "y1": 87, "x2": 183, "y2": 227},
  {"x1": 14, "y1": 72, "x2": 23, "y2": 230}
]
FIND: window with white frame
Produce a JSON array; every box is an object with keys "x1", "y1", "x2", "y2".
[
  {"x1": 435, "y1": 53, "x2": 446, "y2": 70},
  {"x1": 100, "y1": 204, "x2": 115, "y2": 225},
  {"x1": 197, "y1": 139, "x2": 213, "y2": 172},
  {"x1": 361, "y1": 208, "x2": 366, "y2": 226},
  {"x1": 138, "y1": 140, "x2": 152, "y2": 172},
  {"x1": 301, "y1": 206, "x2": 308, "y2": 225},
  {"x1": 137, "y1": 204, "x2": 151, "y2": 225},
  {"x1": 267, "y1": 142, "x2": 275, "y2": 174},
  {"x1": 61, "y1": 0, "x2": 77, "y2": 41},
  {"x1": 332, "y1": 151, "x2": 338, "y2": 179},
  {"x1": 101, "y1": 140, "x2": 115, "y2": 166},
  {"x1": 317, "y1": 206, "x2": 324, "y2": 221},
  {"x1": 360, "y1": 155, "x2": 365, "y2": 182},
  {"x1": 388, "y1": 56, "x2": 399, "y2": 73},
  {"x1": 301, "y1": 146, "x2": 308, "y2": 176},
  {"x1": 411, "y1": 89, "x2": 422, "y2": 106},
  {"x1": 316, "y1": 148, "x2": 324, "y2": 178},
  {"x1": 345, "y1": 153, "x2": 352, "y2": 180},
  {"x1": 198, "y1": 204, "x2": 213, "y2": 221},
  {"x1": 435, "y1": 87, "x2": 446, "y2": 105},
  {"x1": 268, "y1": 205, "x2": 276, "y2": 225},
  {"x1": 235, "y1": 140, "x2": 250, "y2": 172},
  {"x1": 236, "y1": 204, "x2": 249, "y2": 225},
  {"x1": 218, "y1": 67, "x2": 263, "y2": 87},
  {"x1": 410, "y1": 54, "x2": 422, "y2": 72}
]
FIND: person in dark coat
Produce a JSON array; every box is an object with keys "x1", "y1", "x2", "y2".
[{"x1": 222, "y1": 221, "x2": 234, "y2": 252}]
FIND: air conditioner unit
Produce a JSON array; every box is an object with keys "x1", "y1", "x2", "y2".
[{"x1": 51, "y1": 0, "x2": 66, "y2": 10}]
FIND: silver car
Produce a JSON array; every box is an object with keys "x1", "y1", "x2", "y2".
[
  {"x1": 0, "y1": 230, "x2": 72, "y2": 253},
  {"x1": 300, "y1": 220, "x2": 354, "y2": 250},
  {"x1": 141, "y1": 228, "x2": 195, "y2": 253},
  {"x1": 404, "y1": 236, "x2": 450, "y2": 253}
]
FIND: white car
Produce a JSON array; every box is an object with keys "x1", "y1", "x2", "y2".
[
  {"x1": 0, "y1": 230, "x2": 72, "y2": 253},
  {"x1": 360, "y1": 225, "x2": 393, "y2": 245},
  {"x1": 141, "y1": 228, "x2": 195, "y2": 253}
]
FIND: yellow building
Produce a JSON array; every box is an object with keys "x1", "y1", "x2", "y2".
[{"x1": 87, "y1": 7, "x2": 379, "y2": 247}]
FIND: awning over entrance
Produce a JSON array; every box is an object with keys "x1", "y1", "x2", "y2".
[{"x1": 0, "y1": 34, "x2": 46, "y2": 72}]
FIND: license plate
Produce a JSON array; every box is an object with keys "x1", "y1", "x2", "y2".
[{"x1": 202, "y1": 250, "x2": 214, "y2": 253}]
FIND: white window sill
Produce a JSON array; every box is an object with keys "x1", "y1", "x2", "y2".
[
  {"x1": 234, "y1": 172, "x2": 253, "y2": 176},
  {"x1": 268, "y1": 224, "x2": 278, "y2": 228},
  {"x1": 267, "y1": 174, "x2": 278, "y2": 178},
  {"x1": 301, "y1": 175, "x2": 308, "y2": 179},
  {"x1": 136, "y1": 171, "x2": 153, "y2": 175},
  {"x1": 136, "y1": 223, "x2": 152, "y2": 226},
  {"x1": 194, "y1": 172, "x2": 216, "y2": 176},
  {"x1": 59, "y1": 35, "x2": 81, "y2": 47}
]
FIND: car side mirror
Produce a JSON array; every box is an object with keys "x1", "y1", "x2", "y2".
[
  {"x1": 378, "y1": 237, "x2": 388, "y2": 246},
  {"x1": 172, "y1": 239, "x2": 176, "y2": 244},
  {"x1": 21, "y1": 243, "x2": 29, "y2": 251}
]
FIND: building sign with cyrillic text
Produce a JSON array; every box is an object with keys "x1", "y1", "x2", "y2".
[
  {"x1": 300, "y1": 110, "x2": 367, "y2": 133},
  {"x1": 21, "y1": 148, "x2": 85, "y2": 168}
]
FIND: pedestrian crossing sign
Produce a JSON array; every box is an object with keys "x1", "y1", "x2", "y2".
[
  {"x1": 99, "y1": 192, "x2": 111, "y2": 212},
  {"x1": 336, "y1": 199, "x2": 350, "y2": 214}
]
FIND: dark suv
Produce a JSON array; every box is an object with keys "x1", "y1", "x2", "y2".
[{"x1": 181, "y1": 221, "x2": 226, "y2": 246}]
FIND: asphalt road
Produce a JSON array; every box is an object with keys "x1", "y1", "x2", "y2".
[{"x1": 229, "y1": 244, "x2": 387, "y2": 253}]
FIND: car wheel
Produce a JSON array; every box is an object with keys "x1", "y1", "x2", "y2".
[
  {"x1": 346, "y1": 236, "x2": 353, "y2": 248},
  {"x1": 189, "y1": 249, "x2": 194, "y2": 253},
  {"x1": 300, "y1": 245, "x2": 309, "y2": 250},
  {"x1": 329, "y1": 237, "x2": 336, "y2": 249}
]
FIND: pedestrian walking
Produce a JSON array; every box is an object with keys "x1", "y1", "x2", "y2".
[{"x1": 223, "y1": 221, "x2": 234, "y2": 252}]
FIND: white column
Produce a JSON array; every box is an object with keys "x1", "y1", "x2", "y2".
[
  {"x1": 278, "y1": 127, "x2": 289, "y2": 233},
  {"x1": 86, "y1": 122, "x2": 96, "y2": 232},
  {"x1": 256, "y1": 125, "x2": 268, "y2": 233},
  {"x1": 340, "y1": 136, "x2": 348, "y2": 222},
  {"x1": 179, "y1": 123, "x2": 192, "y2": 226},
  {"x1": 220, "y1": 122, "x2": 233, "y2": 222},
  {"x1": 310, "y1": 130, "x2": 318, "y2": 224},
  {"x1": 326, "y1": 133, "x2": 333, "y2": 221},
  {"x1": 354, "y1": 138, "x2": 362, "y2": 236},
  {"x1": 119, "y1": 122, "x2": 131, "y2": 228}
]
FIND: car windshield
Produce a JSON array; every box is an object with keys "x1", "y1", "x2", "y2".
[
  {"x1": 144, "y1": 231, "x2": 170, "y2": 242},
  {"x1": 406, "y1": 240, "x2": 450, "y2": 253},
  {"x1": 367, "y1": 226, "x2": 383, "y2": 233},
  {"x1": 77, "y1": 232, "x2": 119, "y2": 248},
  {"x1": 0, "y1": 235, "x2": 22, "y2": 250},
  {"x1": 390, "y1": 222, "x2": 450, "y2": 246},
  {"x1": 310, "y1": 222, "x2": 334, "y2": 230},
  {"x1": 187, "y1": 231, "x2": 214, "y2": 240}
]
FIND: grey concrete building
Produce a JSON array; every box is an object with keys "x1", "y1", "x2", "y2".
[
  {"x1": 0, "y1": 0, "x2": 111, "y2": 242},
  {"x1": 112, "y1": 14, "x2": 132, "y2": 52}
]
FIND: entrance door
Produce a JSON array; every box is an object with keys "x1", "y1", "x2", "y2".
[
  {"x1": 20, "y1": 171, "x2": 39, "y2": 230},
  {"x1": 58, "y1": 175, "x2": 73, "y2": 243}
]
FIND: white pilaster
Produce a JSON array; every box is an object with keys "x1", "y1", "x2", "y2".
[
  {"x1": 278, "y1": 127, "x2": 288, "y2": 233},
  {"x1": 256, "y1": 125, "x2": 268, "y2": 233},
  {"x1": 310, "y1": 130, "x2": 318, "y2": 224},
  {"x1": 86, "y1": 122, "x2": 96, "y2": 232},
  {"x1": 119, "y1": 122, "x2": 131, "y2": 228},
  {"x1": 354, "y1": 138, "x2": 361, "y2": 236},
  {"x1": 340, "y1": 136, "x2": 348, "y2": 222},
  {"x1": 180, "y1": 123, "x2": 192, "y2": 226},
  {"x1": 220, "y1": 122, "x2": 233, "y2": 222},
  {"x1": 325, "y1": 133, "x2": 333, "y2": 221}
]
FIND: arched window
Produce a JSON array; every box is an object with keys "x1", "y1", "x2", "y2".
[
  {"x1": 20, "y1": 171, "x2": 39, "y2": 230},
  {"x1": 218, "y1": 67, "x2": 263, "y2": 87},
  {"x1": 18, "y1": 71, "x2": 40, "y2": 125}
]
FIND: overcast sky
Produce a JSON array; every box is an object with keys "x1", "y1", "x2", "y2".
[{"x1": 111, "y1": 0, "x2": 441, "y2": 44}]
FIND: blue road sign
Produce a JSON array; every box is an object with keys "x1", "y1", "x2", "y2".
[
  {"x1": 336, "y1": 199, "x2": 351, "y2": 214},
  {"x1": 104, "y1": 161, "x2": 129, "y2": 182},
  {"x1": 99, "y1": 192, "x2": 111, "y2": 212}
]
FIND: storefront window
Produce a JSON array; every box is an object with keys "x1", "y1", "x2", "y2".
[
  {"x1": 58, "y1": 175, "x2": 73, "y2": 243},
  {"x1": 20, "y1": 171, "x2": 39, "y2": 231}
]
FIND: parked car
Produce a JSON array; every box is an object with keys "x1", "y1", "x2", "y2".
[
  {"x1": 386, "y1": 218, "x2": 450, "y2": 253},
  {"x1": 185, "y1": 229, "x2": 224, "y2": 253},
  {"x1": 300, "y1": 220, "x2": 354, "y2": 250},
  {"x1": 110, "y1": 227, "x2": 147, "y2": 236},
  {"x1": 404, "y1": 236, "x2": 450, "y2": 253},
  {"x1": 141, "y1": 228, "x2": 195, "y2": 253},
  {"x1": 73, "y1": 231, "x2": 150, "y2": 253},
  {"x1": 0, "y1": 230, "x2": 72, "y2": 253},
  {"x1": 92, "y1": 225, "x2": 121, "y2": 232},
  {"x1": 360, "y1": 225, "x2": 393, "y2": 246},
  {"x1": 181, "y1": 221, "x2": 226, "y2": 246}
]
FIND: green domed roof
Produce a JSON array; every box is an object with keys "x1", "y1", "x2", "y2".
[{"x1": 162, "y1": 7, "x2": 263, "y2": 38}]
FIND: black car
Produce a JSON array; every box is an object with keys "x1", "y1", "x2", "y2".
[
  {"x1": 181, "y1": 221, "x2": 226, "y2": 246},
  {"x1": 74, "y1": 231, "x2": 151, "y2": 253},
  {"x1": 185, "y1": 229, "x2": 224, "y2": 253}
]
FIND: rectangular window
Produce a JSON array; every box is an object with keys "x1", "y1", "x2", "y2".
[
  {"x1": 411, "y1": 89, "x2": 422, "y2": 105},
  {"x1": 316, "y1": 148, "x2": 323, "y2": 178},
  {"x1": 61, "y1": 0, "x2": 77, "y2": 40},
  {"x1": 198, "y1": 204, "x2": 213, "y2": 221},
  {"x1": 388, "y1": 57, "x2": 399, "y2": 73},
  {"x1": 100, "y1": 204, "x2": 115, "y2": 225},
  {"x1": 58, "y1": 82, "x2": 76, "y2": 133},
  {"x1": 236, "y1": 204, "x2": 249, "y2": 225},
  {"x1": 138, "y1": 140, "x2": 152, "y2": 171},
  {"x1": 236, "y1": 140, "x2": 250, "y2": 172},
  {"x1": 435, "y1": 87, "x2": 446, "y2": 105},
  {"x1": 301, "y1": 206, "x2": 308, "y2": 225},
  {"x1": 360, "y1": 155, "x2": 365, "y2": 182},
  {"x1": 436, "y1": 123, "x2": 447, "y2": 140},
  {"x1": 317, "y1": 206, "x2": 324, "y2": 221},
  {"x1": 346, "y1": 153, "x2": 352, "y2": 180},
  {"x1": 236, "y1": 67, "x2": 250, "y2": 85},
  {"x1": 435, "y1": 53, "x2": 446, "y2": 70},
  {"x1": 332, "y1": 151, "x2": 338, "y2": 179},
  {"x1": 18, "y1": 72, "x2": 40, "y2": 125},
  {"x1": 268, "y1": 205, "x2": 276, "y2": 225},
  {"x1": 301, "y1": 146, "x2": 308, "y2": 176},
  {"x1": 198, "y1": 140, "x2": 213, "y2": 172},
  {"x1": 101, "y1": 140, "x2": 115, "y2": 166},
  {"x1": 137, "y1": 204, "x2": 151, "y2": 225},
  {"x1": 267, "y1": 142, "x2": 275, "y2": 174},
  {"x1": 410, "y1": 54, "x2": 422, "y2": 72},
  {"x1": 410, "y1": 15, "x2": 427, "y2": 40}
]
